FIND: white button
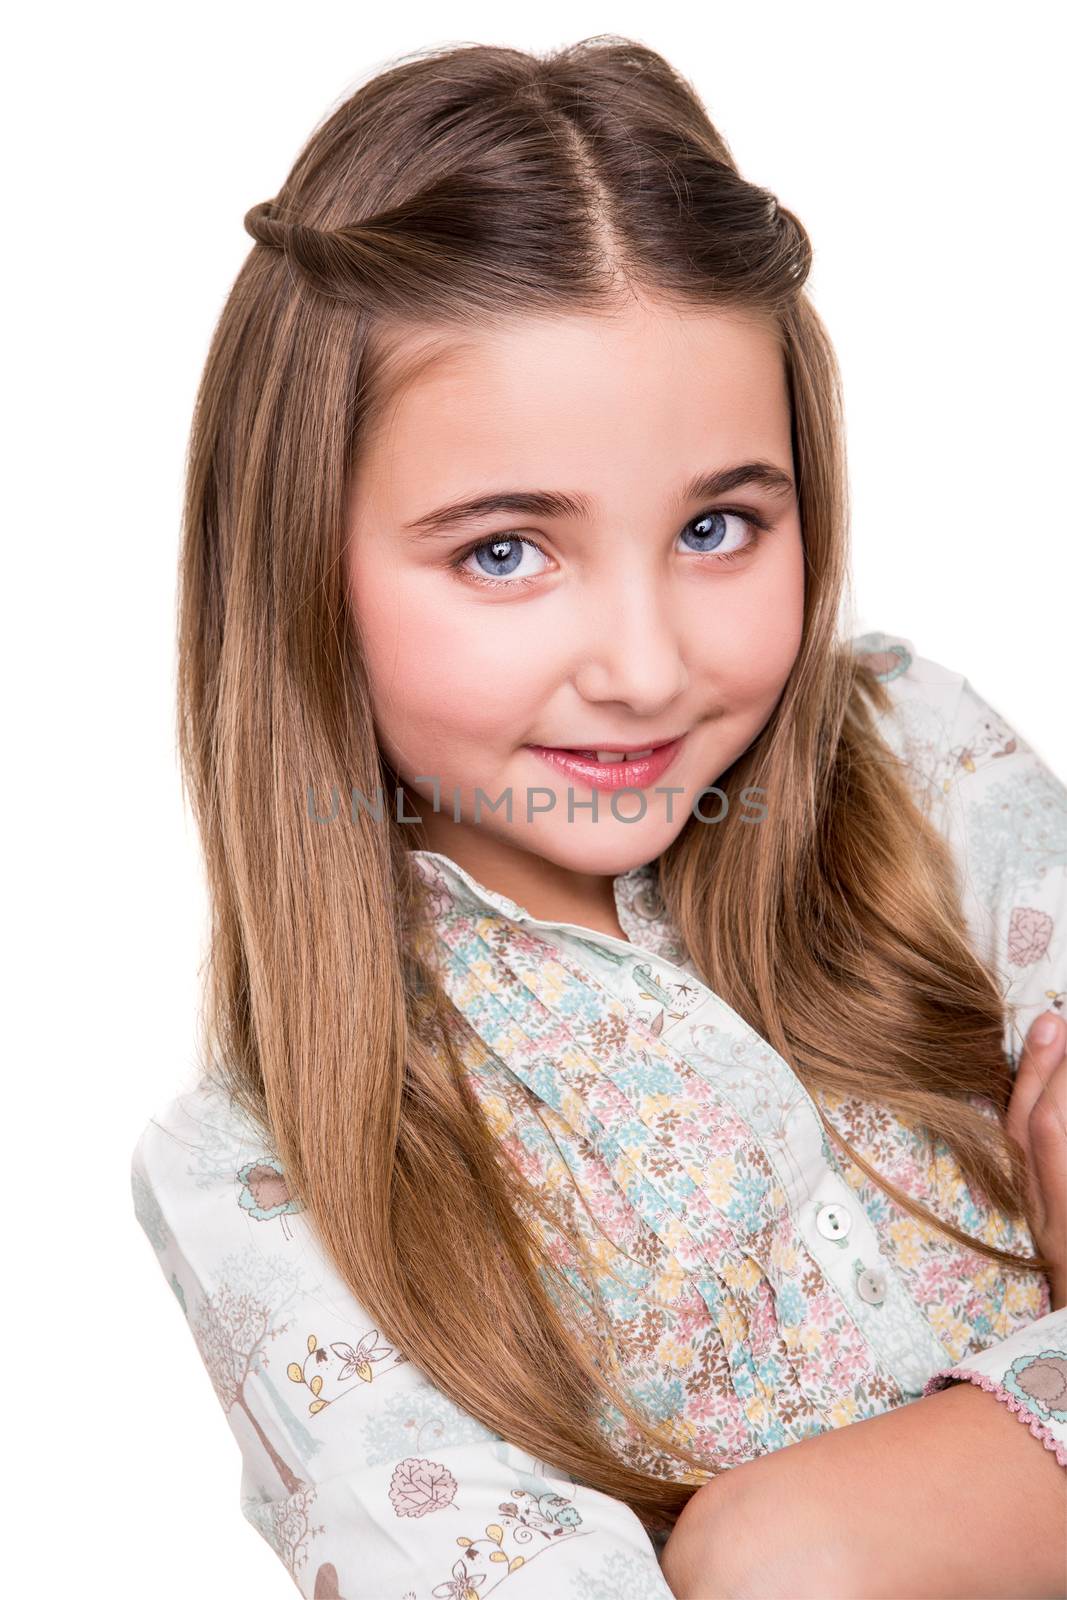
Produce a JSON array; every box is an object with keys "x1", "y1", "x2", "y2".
[
  {"x1": 815, "y1": 1202, "x2": 852, "y2": 1241},
  {"x1": 856, "y1": 1268, "x2": 887, "y2": 1305}
]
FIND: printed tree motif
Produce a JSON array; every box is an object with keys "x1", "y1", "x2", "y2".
[
  {"x1": 190, "y1": 1245, "x2": 307, "y2": 1497},
  {"x1": 243, "y1": 1485, "x2": 326, "y2": 1591},
  {"x1": 131, "y1": 1165, "x2": 169, "y2": 1252}
]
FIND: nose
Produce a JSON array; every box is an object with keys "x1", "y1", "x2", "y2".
[{"x1": 571, "y1": 576, "x2": 689, "y2": 713}]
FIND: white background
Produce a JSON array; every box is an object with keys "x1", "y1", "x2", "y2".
[{"x1": 7, "y1": 3, "x2": 1064, "y2": 1594}]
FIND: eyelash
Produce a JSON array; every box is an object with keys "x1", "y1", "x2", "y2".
[{"x1": 447, "y1": 507, "x2": 774, "y2": 591}]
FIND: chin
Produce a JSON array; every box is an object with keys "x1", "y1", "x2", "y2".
[{"x1": 522, "y1": 817, "x2": 689, "y2": 877}]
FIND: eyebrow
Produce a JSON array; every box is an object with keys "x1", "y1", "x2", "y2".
[{"x1": 403, "y1": 461, "x2": 797, "y2": 537}]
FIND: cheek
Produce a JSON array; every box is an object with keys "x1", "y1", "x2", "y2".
[
  {"x1": 688, "y1": 529, "x2": 805, "y2": 707},
  {"x1": 349, "y1": 558, "x2": 550, "y2": 762}
]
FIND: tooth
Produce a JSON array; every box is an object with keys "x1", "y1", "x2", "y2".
[
  {"x1": 595, "y1": 750, "x2": 627, "y2": 762},
  {"x1": 627, "y1": 749, "x2": 654, "y2": 760}
]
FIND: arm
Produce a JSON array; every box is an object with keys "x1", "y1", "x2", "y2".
[
  {"x1": 859, "y1": 641, "x2": 1067, "y2": 1383},
  {"x1": 659, "y1": 646, "x2": 1065, "y2": 1599},
  {"x1": 131, "y1": 1080, "x2": 675, "y2": 1599},
  {"x1": 661, "y1": 1377, "x2": 1066, "y2": 1600},
  {"x1": 913, "y1": 655, "x2": 1067, "y2": 1441},
  {"x1": 910, "y1": 1008, "x2": 1067, "y2": 1479}
]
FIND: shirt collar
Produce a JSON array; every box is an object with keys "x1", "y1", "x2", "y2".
[{"x1": 409, "y1": 847, "x2": 688, "y2": 965}]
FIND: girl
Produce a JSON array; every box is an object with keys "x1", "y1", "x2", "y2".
[{"x1": 131, "y1": 36, "x2": 1067, "y2": 1600}]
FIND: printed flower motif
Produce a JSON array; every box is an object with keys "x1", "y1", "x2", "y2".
[
  {"x1": 774, "y1": 1281, "x2": 805, "y2": 1328},
  {"x1": 405, "y1": 728, "x2": 1064, "y2": 1499},
  {"x1": 1001, "y1": 1278, "x2": 1038, "y2": 1318},
  {"x1": 887, "y1": 1218, "x2": 923, "y2": 1270},
  {"x1": 829, "y1": 1395, "x2": 859, "y2": 1426},
  {"x1": 287, "y1": 1328, "x2": 406, "y2": 1414},
  {"x1": 865, "y1": 1371, "x2": 898, "y2": 1404},
  {"x1": 434, "y1": 1489, "x2": 587, "y2": 1597},
  {"x1": 432, "y1": 1558, "x2": 486, "y2": 1598},
  {"x1": 704, "y1": 1153, "x2": 736, "y2": 1207},
  {"x1": 1007, "y1": 905, "x2": 1054, "y2": 966},
  {"x1": 1005, "y1": 1351, "x2": 1067, "y2": 1422},
  {"x1": 948, "y1": 716, "x2": 1020, "y2": 776},
  {"x1": 543, "y1": 1496, "x2": 582, "y2": 1528},
  {"x1": 388, "y1": 1457, "x2": 459, "y2": 1517}
]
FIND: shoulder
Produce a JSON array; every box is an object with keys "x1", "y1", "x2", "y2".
[
  {"x1": 129, "y1": 1077, "x2": 438, "y2": 1472},
  {"x1": 850, "y1": 629, "x2": 1067, "y2": 1060},
  {"x1": 849, "y1": 629, "x2": 967, "y2": 769},
  {"x1": 131, "y1": 1076, "x2": 280, "y2": 1238},
  {"x1": 847, "y1": 628, "x2": 1051, "y2": 810},
  {"x1": 130, "y1": 1074, "x2": 317, "y2": 1318}
]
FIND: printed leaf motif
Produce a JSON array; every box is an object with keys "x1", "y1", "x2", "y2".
[
  {"x1": 388, "y1": 1456, "x2": 459, "y2": 1517},
  {"x1": 1007, "y1": 905, "x2": 1054, "y2": 966}
]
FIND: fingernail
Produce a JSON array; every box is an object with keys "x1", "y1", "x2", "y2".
[{"x1": 1030, "y1": 1013, "x2": 1061, "y2": 1046}]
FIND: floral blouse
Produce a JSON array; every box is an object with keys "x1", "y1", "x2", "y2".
[{"x1": 131, "y1": 630, "x2": 1067, "y2": 1600}]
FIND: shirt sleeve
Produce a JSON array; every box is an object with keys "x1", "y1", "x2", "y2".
[
  {"x1": 855, "y1": 632, "x2": 1067, "y2": 1068},
  {"x1": 130, "y1": 1080, "x2": 677, "y2": 1599},
  {"x1": 854, "y1": 633, "x2": 1067, "y2": 1469},
  {"x1": 921, "y1": 1308, "x2": 1067, "y2": 1467}
]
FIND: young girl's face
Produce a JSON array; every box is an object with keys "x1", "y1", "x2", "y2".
[{"x1": 347, "y1": 297, "x2": 805, "y2": 909}]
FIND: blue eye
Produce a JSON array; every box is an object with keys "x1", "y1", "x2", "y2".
[
  {"x1": 456, "y1": 535, "x2": 549, "y2": 587},
  {"x1": 450, "y1": 507, "x2": 770, "y2": 591},
  {"x1": 475, "y1": 538, "x2": 526, "y2": 577},
  {"x1": 680, "y1": 510, "x2": 755, "y2": 558}
]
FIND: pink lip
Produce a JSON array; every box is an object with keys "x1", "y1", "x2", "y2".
[{"x1": 525, "y1": 736, "x2": 686, "y2": 791}]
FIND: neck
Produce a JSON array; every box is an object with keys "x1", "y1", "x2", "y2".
[{"x1": 408, "y1": 802, "x2": 631, "y2": 942}]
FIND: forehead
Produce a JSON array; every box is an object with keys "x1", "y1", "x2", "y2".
[{"x1": 356, "y1": 302, "x2": 790, "y2": 503}]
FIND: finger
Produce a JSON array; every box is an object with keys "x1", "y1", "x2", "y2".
[
  {"x1": 1029, "y1": 1055, "x2": 1067, "y2": 1229},
  {"x1": 1006, "y1": 1013, "x2": 1066, "y2": 1239},
  {"x1": 1006, "y1": 1011, "x2": 1065, "y2": 1154}
]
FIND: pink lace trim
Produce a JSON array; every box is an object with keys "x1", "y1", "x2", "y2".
[{"x1": 922, "y1": 1367, "x2": 1067, "y2": 1467}]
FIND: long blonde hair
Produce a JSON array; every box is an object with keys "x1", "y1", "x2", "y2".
[{"x1": 177, "y1": 36, "x2": 1049, "y2": 1537}]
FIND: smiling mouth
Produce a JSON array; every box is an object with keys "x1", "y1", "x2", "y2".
[
  {"x1": 567, "y1": 748, "x2": 655, "y2": 762},
  {"x1": 542, "y1": 737, "x2": 685, "y2": 762}
]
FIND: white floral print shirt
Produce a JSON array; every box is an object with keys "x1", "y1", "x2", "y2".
[{"x1": 131, "y1": 631, "x2": 1067, "y2": 1599}]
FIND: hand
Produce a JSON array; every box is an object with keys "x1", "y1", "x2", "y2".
[{"x1": 1005, "y1": 1009, "x2": 1067, "y2": 1310}]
